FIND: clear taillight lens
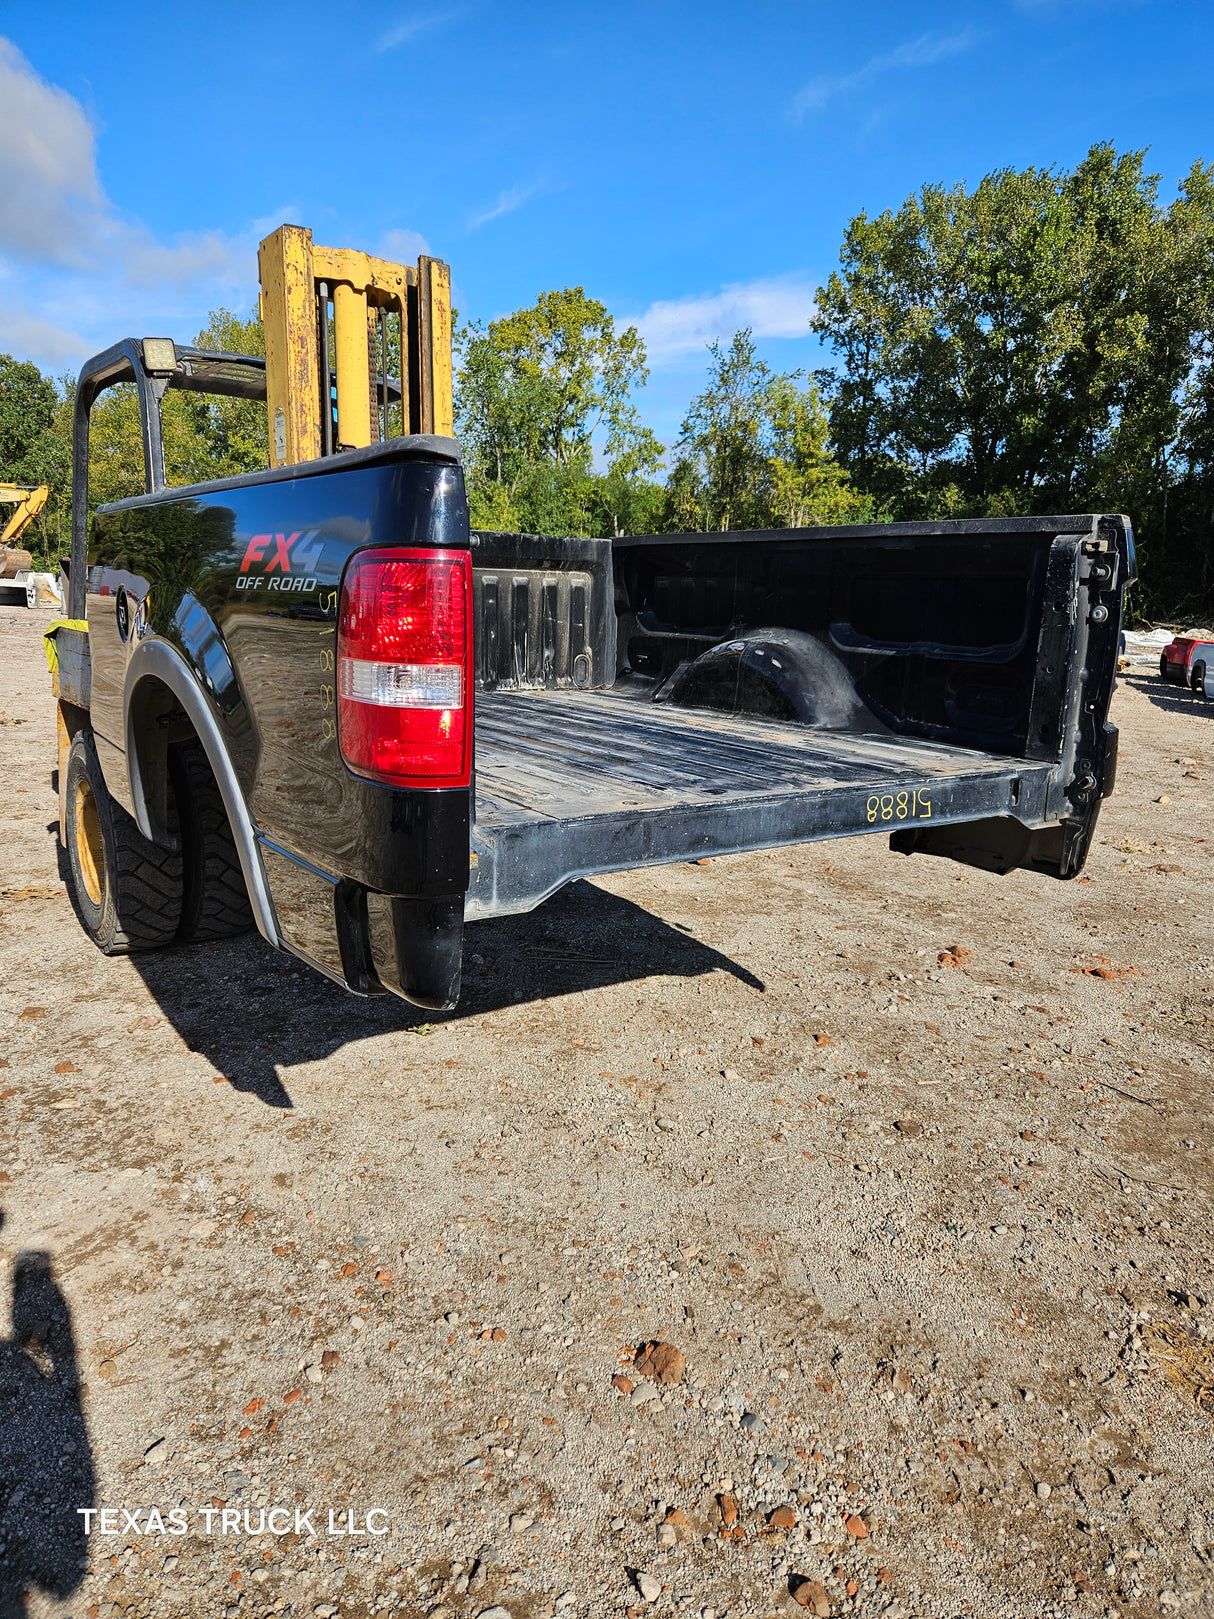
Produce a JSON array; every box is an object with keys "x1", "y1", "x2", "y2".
[{"x1": 337, "y1": 548, "x2": 472, "y2": 788}]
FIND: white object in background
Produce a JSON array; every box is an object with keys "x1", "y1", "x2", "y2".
[
  {"x1": 29, "y1": 571, "x2": 62, "y2": 606},
  {"x1": 1121, "y1": 628, "x2": 1173, "y2": 661},
  {"x1": 0, "y1": 570, "x2": 62, "y2": 608},
  {"x1": 10, "y1": 570, "x2": 64, "y2": 608}
]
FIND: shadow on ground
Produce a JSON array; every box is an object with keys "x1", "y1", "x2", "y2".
[
  {"x1": 1121, "y1": 671, "x2": 1213, "y2": 718},
  {"x1": 0, "y1": 1214, "x2": 94, "y2": 1617},
  {"x1": 123, "y1": 878, "x2": 764, "y2": 1108}
]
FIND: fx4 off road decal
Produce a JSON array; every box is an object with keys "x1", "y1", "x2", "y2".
[{"x1": 235, "y1": 531, "x2": 324, "y2": 592}]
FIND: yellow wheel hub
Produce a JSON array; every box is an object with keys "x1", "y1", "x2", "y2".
[{"x1": 74, "y1": 776, "x2": 104, "y2": 907}]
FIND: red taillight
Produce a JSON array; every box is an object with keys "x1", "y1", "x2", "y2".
[{"x1": 337, "y1": 547, "x2": 473, "y2": 788}]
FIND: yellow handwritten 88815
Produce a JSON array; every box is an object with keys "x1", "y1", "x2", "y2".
[{"x1": 866, "y1": 789, "x2": 933, "y2": 824}]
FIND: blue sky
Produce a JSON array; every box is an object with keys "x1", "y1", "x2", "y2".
[{"x1": 2, "y1": 0, "x2": 1213, "y2": 446}]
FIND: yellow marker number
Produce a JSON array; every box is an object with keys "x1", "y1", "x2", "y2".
[
  {"x1": 867, "y1": 788, "x2": 932, "y2": 824},
  {"x1": 317, "y1": 607, "x2": 338, "y2": 747}
]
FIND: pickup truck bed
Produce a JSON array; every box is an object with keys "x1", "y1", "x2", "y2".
[
  {"x1": 469, "y1": 689, "x2": 1052, "y2": 917},
  {"x1": 54, "y1": 417, "x2": 1133, "y2": 1010}
]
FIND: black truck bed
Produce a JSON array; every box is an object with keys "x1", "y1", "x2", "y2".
[
  {"x1": 467, "y1": 689, "x2": 1055, "y2": 917},
  {"x1": 66, "y1": 363, "x2": 1132, "y2": 1009}
]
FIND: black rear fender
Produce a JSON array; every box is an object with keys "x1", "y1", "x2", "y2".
[{"x1": 124, "y1": 638, "x2": 281, "y2": 945}]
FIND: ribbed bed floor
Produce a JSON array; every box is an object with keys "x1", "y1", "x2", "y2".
[
  {"x1": 474, "y1": 689, "x2": 1028, "y2": 822},
  {"x1": 465, "y1": 690, "x2": 1053, "y2": 917}
]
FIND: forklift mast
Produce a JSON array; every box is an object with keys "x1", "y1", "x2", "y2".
[{"x1": 257, "y1": 224, "x2": 453, "y2": 466}]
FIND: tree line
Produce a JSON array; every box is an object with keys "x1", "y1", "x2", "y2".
[{"x1": 4, "y1": 143, "x2": 1213, "y2": 620}]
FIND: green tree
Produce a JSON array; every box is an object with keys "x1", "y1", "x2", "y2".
[
  {"x1": 180, "y1": 307, "x2": 268, "y2": 479},
  {"x1": 0, "y1": 353, "x2": 71, "y2": 564},
  {"x1": 455, "y1": 287, "x2": 662, "y2": 534},
  {"x1": 668, "y1": 330, "x2": 872, "y2": 531},
  {"x1": 812, "y1": 143, "x2": 1214, "y2": 613},
  {"x1": 586, "y1": 462, "x2": 667, "y2": 539},
  {"x1": 0, "y1": 353, "x2": 55, "y2": 474},
  {"x1": 85, "y1": 384, "x2": 219, "y2": 506},
  {"x1": 766, "y1": 373, "x2": 873, "y2": 528},
  {"x1": 672, "y1": 331, "x2": 773, "y2": 531}
]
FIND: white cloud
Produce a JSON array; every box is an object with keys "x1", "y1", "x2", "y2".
[
  {"x1": 376, "y1": 8, "x2": 461, "y2": 52},
  {"x1": 378, "y1": 227, "x2": 431, "y2": 263},
  {"x1": 250, "y1": 206, "x2": 305, "y2": 239},
  {"x1": 791, "y1": 28, "x2": 981, "y2": 118},
  {"x1": 122, "y1": 228, "x2": 250, "y2": 291},
  {"x1": 0, "y1": 36, "x2": 104, "y2": 267},
  {"x1": 0, "y1": 37, "x2": 272, "y2": 370},
  {"x1": 0, "y1": 39, "x2": 436, "y2": 377},
  {"x1": 467, "y1": 177, "x2": 546, "y2": 230},
  {"x1": 0, "y1": 305, "x2": 86, "y2": 367},
  {"x1": 631, "y1": 274, "x2": 818, "y2": 363}
]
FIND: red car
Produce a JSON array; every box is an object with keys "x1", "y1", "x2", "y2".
[{"x1": 1159, "y1": 634, "x2": 1214, "y2": 691}]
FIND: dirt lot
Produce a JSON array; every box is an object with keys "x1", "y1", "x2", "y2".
[{"x1": 1, "y1": 603, "x2": 1212, "y2": 1619}]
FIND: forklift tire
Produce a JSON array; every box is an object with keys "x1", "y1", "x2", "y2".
[
  {"x1": 1159, "y1": 654, "x2": 1170, "y2": 681},
  {"x1": 65, "y1": 730, "x2": 183, "y2": 953},
  {"x1": 1191, "y1": 661, "x2": 1206, "y2": 695},
  {"x1": 168, "y1": 739, "x2": 254, "y2": 942}
]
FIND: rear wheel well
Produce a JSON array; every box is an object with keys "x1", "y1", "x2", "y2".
[
  {"x1": 123, "y1": 638, "x2": 277, "y2": 945},
  {"x1": 126, "y1": 675, "x2": 253, "y2": 942},
  {"x1": 126, "y1": 673, "x2": 198, "y2": 847},
  {"x1": 168, "y1": 735, "x2": 254, "y2": 941}
]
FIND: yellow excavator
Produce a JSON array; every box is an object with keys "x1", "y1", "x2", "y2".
[
  {"x1": 1, "y1": 480, "x2": 48, "y2": 551},
  {"x1": 0, "y1": 481, "x2": 51, "y2": 606}
]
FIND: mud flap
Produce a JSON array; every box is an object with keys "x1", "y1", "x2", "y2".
[{"x1": 366, "y1": 892, "x2": 464, "y2": 1011}]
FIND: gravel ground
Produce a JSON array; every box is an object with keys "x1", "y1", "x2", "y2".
[{"x1": 1, "y1": 603, "x2": 1212, "y2": 1619}]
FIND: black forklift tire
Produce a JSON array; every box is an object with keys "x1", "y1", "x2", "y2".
[
  {"x1": 1159, "y1": 654, "x2": 1170, "y2": 681},
  {"x1": 1191, "y1": 661, "x2": 1206, "y2": 695},
  {"x1": 64, "y1": 730, "x2": 183, "y2": 953},
  {"x1": 169, "y1": 738, "x2": 254, "y2": 942}
]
